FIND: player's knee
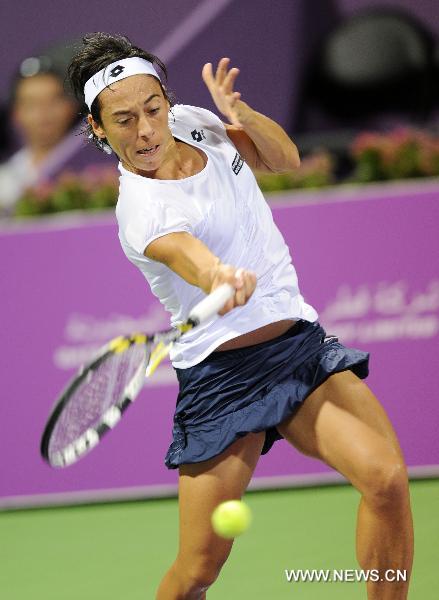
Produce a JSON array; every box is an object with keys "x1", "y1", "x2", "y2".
[
  {"x1": 365, "y1": 458, "x2": 409, "y2": 510},
  {"x1": 184, "y1": 562, "x2": 220, "y2": 593},
  {"x1": 180, "y1": 551, "x2": 230, "y2": 593}
]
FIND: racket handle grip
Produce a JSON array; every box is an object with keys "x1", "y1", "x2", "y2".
[{"x1": 188, "y1": 283, "x2": 235, "y2": 326}]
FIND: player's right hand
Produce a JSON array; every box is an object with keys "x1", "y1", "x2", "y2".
[{"x1": 209, "y1": 263, "x2": 257, "y2": 315}]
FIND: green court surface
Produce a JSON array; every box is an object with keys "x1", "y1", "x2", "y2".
[{"x1": 0, "y1": 480, "x2": 437, "y2": 599}]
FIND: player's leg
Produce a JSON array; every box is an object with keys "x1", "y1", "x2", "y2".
[
  {"x1": 156, "y1": 431, "x2": 265, "y2": 600},
  {"x1": 277, "y1": 370, "x2": 413, "y2": 600}
]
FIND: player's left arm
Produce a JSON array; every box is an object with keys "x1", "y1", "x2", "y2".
[
  {"x1": 224, "y1": 116, "x2": 300, "y2": 174},
  {"x1": 202, "y1": 58, "x2": 300, "y2": 173}
]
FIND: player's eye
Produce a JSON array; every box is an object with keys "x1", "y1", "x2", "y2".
[
  {"x1": 149, "y1": 107, "x2": 160, "y2": 115},
  {"x1": 117, "y1": 117, "x2": 132, "y2": 125}
]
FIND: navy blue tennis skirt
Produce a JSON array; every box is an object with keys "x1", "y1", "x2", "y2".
[{"x1": 164, "y1": 319, "x2": 370, "y2": 469}]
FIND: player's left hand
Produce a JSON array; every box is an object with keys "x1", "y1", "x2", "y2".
[{"x1": 202, "y1": 58, "x2": 245, "y2": 129}]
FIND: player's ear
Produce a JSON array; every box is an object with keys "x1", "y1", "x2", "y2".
[{"x1": 87, "y1": 113, "x2": 106, "y2": 140}]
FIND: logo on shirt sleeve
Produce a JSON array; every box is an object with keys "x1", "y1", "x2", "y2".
[
  {"x1": 191, "y1": 129, "x2": 206, "y2": 142},
  {"x1": 232, "y1": 152, "x2": 244, "y2": 175}
]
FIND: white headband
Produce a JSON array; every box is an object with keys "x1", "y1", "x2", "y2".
[{"x1": 84, "y1": 57, "x2": 161, "y2": 111}]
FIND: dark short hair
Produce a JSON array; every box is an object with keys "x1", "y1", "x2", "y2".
[
  {"x1": 9, "y1": 60, "x2": 68, "y2": 108},
  {"x1": 67, "y1": 32, "x2": 174, "y2": 153}
]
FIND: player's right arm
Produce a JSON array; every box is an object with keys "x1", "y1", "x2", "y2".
[{"x1": 144, "y1": 231, "x2": 256, "y2": 315}]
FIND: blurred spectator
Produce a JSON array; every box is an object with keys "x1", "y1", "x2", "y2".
[{"x1": 0, "y1": 57, "x2": 79, "y2": 213}]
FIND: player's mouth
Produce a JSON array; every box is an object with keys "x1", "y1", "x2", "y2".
[{"x1": 137, "y1": 145, "x2": 160, "y2": 156}]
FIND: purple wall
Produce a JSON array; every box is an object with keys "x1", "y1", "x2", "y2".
[{"x1": 1, "y1": 180, "x2": 438, "y2": 507}]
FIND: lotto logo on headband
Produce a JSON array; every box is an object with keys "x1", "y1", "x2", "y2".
[
  {"x1": 83, "y1": 57, "x2": 162, "y2": 110},
  {"x1": 110, "y1": 65, "x2": 125, "y2": 78}
]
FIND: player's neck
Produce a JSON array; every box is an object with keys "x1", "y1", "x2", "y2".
[
  {"x1": 161, "y1": 139, "x2": 206, "y2": 180},
  {"x1": 28, "y1": 144, "x2": 54, "y2": 167}
]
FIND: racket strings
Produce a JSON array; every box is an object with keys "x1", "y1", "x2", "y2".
[{"x1": 48, "y1": 344, "x2": 147, "y2": 456}]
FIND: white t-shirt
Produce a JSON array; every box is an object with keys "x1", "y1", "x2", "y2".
[
  {"x1": 116, "y1": 104, "x2": 318, "y2": 368},
  {"x1": 0, "y1": 149, "x2": 38, "y2": 212}
]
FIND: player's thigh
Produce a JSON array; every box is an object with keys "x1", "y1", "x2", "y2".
[
  {"x1": 177, "y1": 432, "x2": 265, "y2": 569},
  {"x1": 277, "y1": 370, "x2": 406, "y2": 493}
]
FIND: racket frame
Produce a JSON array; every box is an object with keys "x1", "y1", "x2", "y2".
[
  {"x1": 40, "y1": 283, "x2": 235, "y2": 468},
  {"x1": 40, "y1": 335, "x2": 150, "y2": 467}
]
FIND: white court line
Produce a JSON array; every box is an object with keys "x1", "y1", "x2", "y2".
[
  {"x1": 1, "y1": 464, "x2": 437, "y2": 511},
  {"x1": 269, "y1": 176, "x2": 439, "y2": 209}
]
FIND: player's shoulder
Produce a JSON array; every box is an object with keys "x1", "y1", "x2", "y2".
[
  {"x1": 116, "y1": 166, "x2": 155, "y2": 219},
  {"x1": 116, "y1": 162, "x2": 187, "y2": 220},
  {"x1": 170, "y1": 104, "x2": 225, "y2": 135}
]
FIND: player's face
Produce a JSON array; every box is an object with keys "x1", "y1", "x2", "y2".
[
  {"x1": 91, "y1": 75, "x2": 173, "y2": 175},
  {"x1": 13, "y1": 74, "x2": 77, "y2": 150}
]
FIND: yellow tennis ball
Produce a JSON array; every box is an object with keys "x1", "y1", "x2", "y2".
[{"x1": 211, "y1": 500, "x2": 252, "y2": 539}]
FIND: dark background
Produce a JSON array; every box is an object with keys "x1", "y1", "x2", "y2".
[{"x1": 1, "y1": 0, "x2": 437, "y2": 131}]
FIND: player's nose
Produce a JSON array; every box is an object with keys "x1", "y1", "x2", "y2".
[{"x1": 138, "y1": 113, "x2": 154, "y2": 139}]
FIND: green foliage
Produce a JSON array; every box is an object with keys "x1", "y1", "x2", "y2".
[
  {"x1": 349, "y1": 128, "x2": 439, "y2": 183},
  {"x1": 14, "y1": 166, "x2": 119, "y2": 217},
  {"x1": 256, "y1": 151, "x2": 335, "y2": 193},
  {"x1": 11, "y1": 127, "x2": 439, "y2": 218}
]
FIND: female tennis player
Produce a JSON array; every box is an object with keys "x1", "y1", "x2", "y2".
[{"x1": 68, "y1": 33, "x2": 413, "y2": 599}]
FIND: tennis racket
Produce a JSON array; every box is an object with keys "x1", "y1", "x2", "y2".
[{"x1": 40, "y1": 283, "x2": 234, "y2": 468}]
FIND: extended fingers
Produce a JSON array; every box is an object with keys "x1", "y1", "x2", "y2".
[
  {"x1": 222, "y1": 67, "x2": 240, "y2": 94},
  {"x1": 204, "y1": 58, "x2": 239, "y2": 90},
  {"x1": 201, "y1": 62, "x2": 215, "y2": 88},
  {"x1": 215, "y1": 57, "x2": 230, "y2": 84}
]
